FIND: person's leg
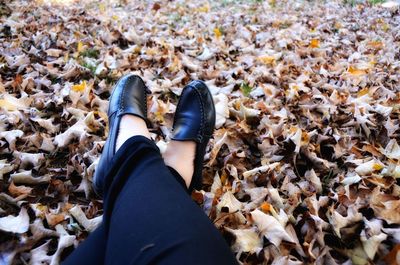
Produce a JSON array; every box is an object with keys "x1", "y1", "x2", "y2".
[
  {"x1": 102, "y1": 136, "x2": 237, "y2": 265},
  {"x1": 64, "y1": 115, "x2": 153, "y2": 265},
  {"x1": 65, "y1": 76, "x2": 236, "y2": 264}
]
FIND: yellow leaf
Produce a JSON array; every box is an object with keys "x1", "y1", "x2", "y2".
[
  {"x1": 73, "y1": 31, "x2": 83, "y2": 39},
  {"x1": 382, "y1": 23, "x2": 390, "y2": 32},
  {"x1": 146, "y1": 48, "x2": 157, "y2": 56},
  {"x1": 334, "y1": 22, "x2": 342, "y2": 29},
  {"x1": 72, "y1": 81, "x2": 87, "y2": 93},
  {"x1": 196, "y1": 3, "x2": 210, "y2": 12},
  {"x1": 269, "y1": 0, "x2": 276, "y2": 7},
  {"x1": 348, "y1": 66, "x2": 367, "y2": 75},
  {"x1": 112, "y1": 15, "x2": 119, "y2": 20},
  {"x1": 94, "y1": 111, "x2": 108, "y2": 123},
  {"x1": 290, "y1": 84, "x2": 300, "y2": 91},
  {"x1": 369, "y1": 58, "x2": 377, "y2": 67},
  {"x1": 373, "y1": 163, "x2": 384, "y2": 171},
  {"x1": 357, "y1": 87, "x2": 369, "y2": 97},
  {"x1": 258, "y1": 55, "x2": 275, "y2": 65},
  {"x1": 33, "y1": 204, "x2": 47, "y2": 218},
  {"x1": 0, "y1": 99, "x2": 17, "y2": 111},
  {"x1": 64, "y1": 52, "x2": 69, "y2": 63},
  {"x1": 309, "y1": 39, "x2": 320, "y2": 48},
  {"x1": 213, "y1": 28, "x2": 222, "y2": 38},
  {"x1": 289, "y1": 126, "x2": 298, "y2": 134},
  {"x1": 155, "y1": 111, "x2": 165, "y2": 123},
  {"x1": 168, "y1": 56, "x2": 181, "y2": 72},
  {"x1": 77, "y1": 41, "x2": 84, "y2": 53},
  {"x1": 99, "y1": 3, "x2": 106, "y2": 12},
  {"x1": 368, "y1": 40, "x2": 383, "y2": 49}
]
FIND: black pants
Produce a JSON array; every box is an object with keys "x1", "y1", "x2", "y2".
[{"x1": 64, "y1": 136, "x2": 237, "y2": 265}]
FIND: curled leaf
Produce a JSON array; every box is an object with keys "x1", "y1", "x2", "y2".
[
  {"x1": 225, "y1": 227, "x2": 263, "y2": 254},
  {"x1": 0, "y1": 207, "x2": 29, "y2": 233},
  {"x1": 251, "y1": 209, "x2": 294, "y2": 246}
]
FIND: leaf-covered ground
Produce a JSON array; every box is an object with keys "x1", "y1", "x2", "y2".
[{"x1": 0, "y1": 0, "x2": 400, "y2": 264}]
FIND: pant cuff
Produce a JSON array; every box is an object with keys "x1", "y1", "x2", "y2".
[{"x1": 167, "y1": 166, "x2": 190, "y2": 194}]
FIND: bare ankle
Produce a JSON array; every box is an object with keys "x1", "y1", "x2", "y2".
[
  {"x1": 116, "y1": 115, "x2": 151, "y2": 151},
  {"x1": 163, "y1": 140, "x2": 196, "y2": 188}
]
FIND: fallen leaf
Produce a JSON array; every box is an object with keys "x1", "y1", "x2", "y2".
[
  {"x1": 10, "y1": 171, "x2": 51, "y2": 185},
  {"x1": 68, "y1": 205, "x2": 102, "y2": 232},
  {"x1": 355, "y1": 159, "x2": 384, "y2": 175},
  {"x1": 71, "y1": 80, "x2": 87, "y2": 93},
  {"x1": 0, "y1": 160, "x2": 14, "y2": 180},
  {"x1": 213, "y1": 27, "x2": 222, "y2": 38},
  {"x1": 45, "y1": 213, "x2": 65, "y2": 227},
  {"x1": 225, "y1": 227, "x2": 263, "y2": 254},
  {"x1": 217, "y1": 191, "x2": 242, "y2": 213},
  {"x1": 309, "y1": 39, "x2": 320, "y2": 48},
  {"x1": 251, "y1": 209, "x2": 295, "y2": 246},
  {"x1": 348, "y1": 65, "x2": 368, "y2": 76},
  {"x1": 8, "y1": 182, "x2": 32, "y2": 197},
  {"x1": 0, "y1": 93, "x2": 32, "y2": 111},
  {"x1": 0, "y1": 207, "x2": 29, "y2": 233},
  {"x1": 384, "y1": 244, "x2": 400, "y2": 265}
]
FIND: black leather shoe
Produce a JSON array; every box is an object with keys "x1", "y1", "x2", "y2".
[
  {"x1": 93, "y1": 74, "x2": 149, "y2": 196},
  {"x1": 171, "y1": 80, "x2": 216, "y2": 191}
]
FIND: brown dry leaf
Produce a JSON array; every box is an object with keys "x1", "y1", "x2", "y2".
[
  {"x1": 8, "y1": 182, "x2": 32, "y2": 197},
  {"x1": 348, "y1": 65, "x2": 368, "y2": 76},
  {"x1": 45, "y1": 213, "x2": 66, "y2": 228},
  {"x1": 384, "y1": 244, "x2": 400, "y2": 265},
  {"x1": 371, "y1": 188, "x2": 400, "y2": 224}
]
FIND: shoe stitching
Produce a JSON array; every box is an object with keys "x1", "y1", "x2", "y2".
[
  {"x1": 172, "y1": 85, "x2": 187, "y2": 130},
  {"x1": 193, "y1": 87, "x2": 204, "y2": 143},
  {"x1": 120, "y1": 75, "x2": 147, "y2": 119},
  {"x1": 108, "y1": 76, "x2": 125, "y2": 116},
  {"x1": 120, "y1": 75, "x2": 132, "y2": 113},
  {"x1": 105, "y1": 77, "x2": 124, "y2": 171},
  {"x1": 173, "y1": 84, "x2": 207, "y2": 142},
  {"x1": 142, "y1": 78, "x2": 147, "y2": 119},
  {"x1": 116, "y1": 75, "x2": 131, "y2": 156}
]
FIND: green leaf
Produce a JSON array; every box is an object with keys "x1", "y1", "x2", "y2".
[
  {"x1": 368, "y1": 0, "x2": 385, "y2": 4},
  {"x1": 81, "y1": 62, "x2": 96, "y2": 75},
  {"x1": 240, "y1": 82, "x2": 253, "y2": 97},
  {"x1": 79, "y1": 48, "x2": 100, "y2": 59}
]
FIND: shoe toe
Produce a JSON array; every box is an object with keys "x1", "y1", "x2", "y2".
[
  {"x1": 108, "y1": 74, "x2": 148, "y2": 119},
  {"x1": 172, "y1": 81, "x2": 216, "y2": 142}
]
